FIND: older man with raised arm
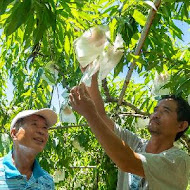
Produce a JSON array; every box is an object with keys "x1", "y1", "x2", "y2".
[
  {"x1": 69, "y1": 73, "x2": 190, "y2": 190},
  {"x1": 0, "y1": 108, "x2": 57, "y2": 189}
]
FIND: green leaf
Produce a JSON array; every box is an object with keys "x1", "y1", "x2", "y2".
[
  {"x1": 33, "y1": 22, "x2": 47, "y2": 45},
  {"x1": 22, "y1": 89, "x2": 32, "y2": 97},
  {"x1": 44, "y1": 4, "x2": 56, "y2": 31},
  {"x1": 4, "y1": 0, "x2": 32, "y2": 36},
  {"x1": 64, "y1": 35, "x2": 70, "y2": 56},
  {"x1": 0, "y1": 0, "x2": 14, "y2": 15},
  {"x1": 132, "y1": 10, "x2": 146, "y2": 26},
  {"x1": 109, "y1": 18, "x2": 117, "y2": 41},
  {"x1": 23, "y1": 15, "x2": 35, "y2": 48},
  {"x1": 34, "y1": 68, "x2": 44, "y2": 91},
  {"x1": 169, "y1": 21, "x2": 183, "y2": 40},
  {"x1": 114, "y1": 56, "x2": 125, "y2": 77},
  {"x1": 176, "y1": 78, "x2": 190, "y2": 94}
]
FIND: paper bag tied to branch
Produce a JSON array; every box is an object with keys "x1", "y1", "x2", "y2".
[{"x1": 74, "y1": 25, "x2": 124, "y2": 87}]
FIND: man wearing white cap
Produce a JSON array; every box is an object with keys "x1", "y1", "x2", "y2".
[{"x1": 0, "y1": 108, "x2": 57, "y2": 189}]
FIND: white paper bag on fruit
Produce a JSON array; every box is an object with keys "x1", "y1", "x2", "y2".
[
  {"x1": 59, "y1": 104, "x2": 76, "y2": 123},
  {"x1": 152, "y1": 72, "x2": 170, "y2": 96},
  {"x1": 134, "y1": 117, "x2": 149, "y2": 129},
  {"x1": 53, "y1": 169, "x2": 65, "y2": 183},
  {"x1": 74, "y1": 26, "x2": 108, "y2": 68},
  {"x1": 74, "y1": 25, "x2": 124, "y2": 87}
]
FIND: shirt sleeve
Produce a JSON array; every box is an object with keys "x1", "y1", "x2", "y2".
[
  {"x1": 138, "y1": 150, "x2": 190, "y2": 190},
  {"x1": 114, "y1": 124, "x2": 144, "y2": 150}
]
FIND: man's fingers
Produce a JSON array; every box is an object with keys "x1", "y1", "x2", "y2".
[
  {"x1": 70, "y1": 86, "x2": 80, "y2": 104},
  {"x1": 69, "y1": 93, "x2": 75, "y2": 106},
  {"x1": 70, "y1": 86, "x2": 78, "y2": 94},
  {"x1": 78, "y1": 83, "x2": 89, "y2": 98},
  {"x1": 80, "y1": 65, "x2": 88, "y2": 73},
  {"x1": 69, "y1": 83, "x2": 89, "y2": 109}
]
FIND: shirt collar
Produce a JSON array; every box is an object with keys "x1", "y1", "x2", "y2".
[
  {"x1": 3, "y1": 151, "x2": 20, "y2": 178},
  {"x1": 32, "y1": 159, "x2": 45, "y2": 179},
  {"x1": 3, "y1": 151, "x2": 45, "y2": 179}
]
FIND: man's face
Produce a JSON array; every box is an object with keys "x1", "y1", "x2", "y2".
[
  {"x1": 12, "y1": 115, "x2": 49, "y2": 153},
  {"x1": 148, "y1": 98, "x2": 182, "y2": 139}
]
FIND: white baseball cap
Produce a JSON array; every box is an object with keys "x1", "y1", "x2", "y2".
[{"x1": 10, "y1": 108, "x2": 57, "y2": 130}]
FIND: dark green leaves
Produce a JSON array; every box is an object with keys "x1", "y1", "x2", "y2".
[
  {"x1": 0, "y1": 0, "x2": 14, "y2": 15},
  {"x1": 4, "y1": 0, "x2": 32, "y2": 36},
  {"x1": 33, "y1": 1, "x2": 56, "y2": 45}
]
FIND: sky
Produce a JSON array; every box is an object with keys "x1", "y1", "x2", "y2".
[
  {"x1": 1, "y1": 19, "x2": 190, "y2": 112},
  {"x1": 173, "y1": 19, "x2": 190, "y2": 45}
]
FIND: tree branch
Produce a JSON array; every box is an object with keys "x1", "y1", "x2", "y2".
[
  {"x1": 102, "y1": 78, "x2": 149, "y2": 116},
  {"x1": 117, "y1": 112, "x2": 149, "y2": 118},
  {"x1": 102, "y1": 78, "x2": 111, "y2": 100},
  {"x1": 70, "y1": 166, "x2": 97, "y2": 169},
  {"x1": 27, "y1": 43, "x2": 41, "y2": 64},
  {"x1": 118, "y1": 0, "x2": 162, "y2": 105},
  {"x1": 49, "y1": 124, "x2": 89, "y2": 130},
  {"x1": 105, "y1": 97, "x2": 150, "y2": 116}
]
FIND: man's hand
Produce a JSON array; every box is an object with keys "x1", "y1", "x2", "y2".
[{"x1": 69, "y1": 83, "x2": 97, "y2": 119}]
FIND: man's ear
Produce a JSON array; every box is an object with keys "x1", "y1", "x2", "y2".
[
  {"x1": 178, "y1": 121, "x2": 188, "y2": 132},
  {"x1": 10, "y1": 128, "x2": 18, "y2": 140}
]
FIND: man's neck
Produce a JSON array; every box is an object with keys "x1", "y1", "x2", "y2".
[
  {"x1": 12, "y1": 146, "x2": 37, "y2": 180},
  {"x1": 146, "y1": 136, "x2": 174, "y2": 154}
]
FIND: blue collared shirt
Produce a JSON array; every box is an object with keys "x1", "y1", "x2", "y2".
[{"x1": 0, "y1": 151, "x2": 54, "y2": 189}]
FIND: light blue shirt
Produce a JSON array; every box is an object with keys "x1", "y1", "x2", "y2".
[
  {"x1": 129, "y1": 174, "x2": 142, "y2": 189},
  {"x1": 0, "y1": 151, "x2": 54, "y2": 189}
]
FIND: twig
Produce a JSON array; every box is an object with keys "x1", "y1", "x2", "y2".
[
  {"x1": 49, "y1": 124, "x2": 89, "y2": 130},
  {"x1": 105, "y1": 97, "x2": 150, "y2": 116},
  {"x1": 70, "y1": 166, "x2": 97, "y2": 169},
  {"x1": 27, "y1": 43, "x2": 41, "y2": 64},
  {"x1": 117, "y1": 112, "x2": 149, "y2": 118},
  {"x1": 118, "y1": 0, "x2": 162, "y2": 105},
  {"x1": 101, "y1": 79, "x2": 149, "y2": 116},
  {"x1": 102, "y1": 79, "x2": 111, "y2": 100}
]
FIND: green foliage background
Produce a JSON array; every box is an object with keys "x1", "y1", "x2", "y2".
[{"x1": 0, "y1": 0, "x2": 190, "y2": 189}]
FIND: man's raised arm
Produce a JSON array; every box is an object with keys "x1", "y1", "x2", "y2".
[
  {"x1": 69, "y1": 83, "x2": 145, "y2": 177},
  {"x1": 85, "y1": 72, "x2": 115, "y2": 131}
]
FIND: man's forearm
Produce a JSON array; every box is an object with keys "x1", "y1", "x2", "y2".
[
  {"x1": 86, "y1": 111, "x2": 145, "y2": 177},
  {"x1": 86, "y1": 73, "x2": 105, "y2": 115},
  {"x1": 87, "y1": 74, "x2": 114, "y2": 131}
]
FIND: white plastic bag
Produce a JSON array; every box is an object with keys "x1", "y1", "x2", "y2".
[
  {"x1": 59, "y1": 104, "x2": 76, "y2": 123},
  {"x1": 41, "y1": 61, "x2": 59, "y2": 85},
  {"x1": 74, "y1": 25, "x2": 124, "y2": 87},
  {"x1": 134, "y1": 117, "x2": 149, "y2": 129},
  {"x1": 152, "y1": 72, "x2": 170, "y2": 95},
  {"x1": 80, "y1": 59, "x2": 100, "y2": 87},
  {"x1": 72, "y1": 139, "x2": 85, "y2": 152},
  {"x1": 74, "y1": 25, "x2": 109, "y2": 68},
  {"x1": 99, "y1": 34, "x2": 124, "y2": 81},
  {"x1": 53, "y1": 169, "x2": 65, "y2": 183}
]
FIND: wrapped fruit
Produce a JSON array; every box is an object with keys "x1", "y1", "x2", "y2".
[
  {"x1": 59, "y1": 104, "x2": 76, "y2": 123},
  {"x1": 53, "y1": 169, "x2": 65, "y2": 183},
  {"x1": 74, "y1": 26, "x2": 108, "y2": 68},
  {"x1": 72, "y1": 139, "x2": 85, "y2": 152},
  {"x1": 74, "y1": 25, "x2": 124, "y2": 87},
  {"x1": 134, "y1": 117, "x2": 149, "y2": 129},
  {"x1": 152, "y1": 72, "x2": 170, "y2": 95}
]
